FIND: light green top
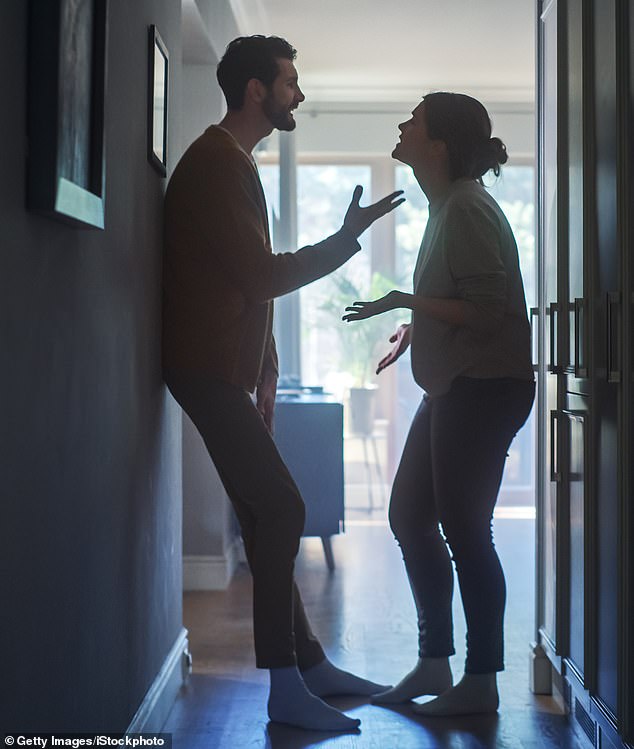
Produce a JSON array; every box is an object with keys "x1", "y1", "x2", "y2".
[{"x1": 411, "y1": 178, "x2": 533, "y2": 397}]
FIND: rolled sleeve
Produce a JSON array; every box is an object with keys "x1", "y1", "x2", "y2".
[
  {"x1": 261, "y1": 335, "x2": 279, "y2": 380},
  {"x1": 445, "y1": 204, "x2": 507, "y2": 335}
]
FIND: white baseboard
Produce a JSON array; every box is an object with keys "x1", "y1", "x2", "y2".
[
  {"x1": 183, "y1": 537, "x2": 242, "y2": 591},
  {"x1": 127, "y1": 627, "x2": 190, "y2": 733}
]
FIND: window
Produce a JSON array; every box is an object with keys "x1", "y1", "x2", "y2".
[
  {"x1": 395, "y1": 165, "x2": 429, "y2": 284},
  {"x1": 258, "y1": 164, "x2": 280, "y2": 232},
  {"x1": 297, "y1": 164, "x2": 372, "y2": 392}
]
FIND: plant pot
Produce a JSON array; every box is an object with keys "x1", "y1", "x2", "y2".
[{"x1": 349, "y1": 385, "x2": 378, "y2": 436}]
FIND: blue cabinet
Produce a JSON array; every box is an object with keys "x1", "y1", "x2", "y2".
[{"x1": 274, "y1": 394, "x2": 344, "y2": 569}]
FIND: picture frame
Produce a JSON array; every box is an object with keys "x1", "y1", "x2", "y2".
[
  {"x1": 147, "y1": 25, "x2": 169, "y2": 177},
  {"x1": 27, "y1": 0, "x2": 108, "y2": 229}
]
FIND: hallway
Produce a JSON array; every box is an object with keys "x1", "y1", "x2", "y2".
[{"x1": 165, "y1": 514, "x2": 583, "y2": 748}]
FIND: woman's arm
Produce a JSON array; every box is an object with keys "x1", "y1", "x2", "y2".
[
  {"x1": 404, "y1": 293, "x2": 472, "y2": 326},
  {"x1": 342, "y1": 289, "x2": 473, "y2": 327}
]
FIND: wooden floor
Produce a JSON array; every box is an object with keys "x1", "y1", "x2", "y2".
[{"x1": 164, "y1": 515, "x2": 583, "y2": 749}]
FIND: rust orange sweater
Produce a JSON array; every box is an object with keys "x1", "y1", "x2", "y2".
[{"x1": 162, "y1": 126, "x2": 360, "y2": 392}]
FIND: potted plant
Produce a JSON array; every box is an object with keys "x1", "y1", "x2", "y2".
[{"x1": 318, "y1": 269, "x2": 401, "y2": 435}]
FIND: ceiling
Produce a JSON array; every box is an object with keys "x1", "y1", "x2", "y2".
[{"x1": 230, "y1": 0, "x2": 536, "y2": 105}]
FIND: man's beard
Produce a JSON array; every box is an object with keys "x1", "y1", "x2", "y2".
[{"x1": 262, "y1": 92, "x2": 297, "y2": 131}]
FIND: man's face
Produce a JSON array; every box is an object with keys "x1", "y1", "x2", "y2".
[
  {"x1": 392, "y1": 102, "x2": 440, "y2": 170},
  {"x1": 262, "y1": 58, "x2": 305, "y2": 131}
]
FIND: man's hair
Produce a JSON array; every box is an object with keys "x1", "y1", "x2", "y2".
[
  {"x1": 217, "y1": 35, "x2": 297, "y2": 110},
  {"x1": 422, "y1": 92, "x2": 508, "y2": 181}
]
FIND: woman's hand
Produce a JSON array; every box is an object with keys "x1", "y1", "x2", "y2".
[
  {"x1": 342, "y1": 290, "x2": 406, "y2": 322},
  {"x1": 376, "y1": 323, "x2": 412, "y2": 374}
]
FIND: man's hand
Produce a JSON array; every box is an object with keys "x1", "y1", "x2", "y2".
[
  {"x1": 256, "y1": 370, "x2": 277, "y2": 433},
  {"x1": 376, "y1": 323, "x2": 412, "y2": 375},
  {"x1": 342, "y1": 290, "x2": 406, "y2": 322},
  {"x1": 343, "y1": 185, "x2": 405, "y2": 238}
]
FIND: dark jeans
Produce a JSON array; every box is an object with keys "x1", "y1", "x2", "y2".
[
  {"x1": 389, "y1": 376, "x2": 535, "y2": 673},
  {"x1": 165, "y1": 370, "x2": 325, "y2": 670}
]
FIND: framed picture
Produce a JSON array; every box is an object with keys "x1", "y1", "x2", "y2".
[
  {"x1": 27, "y1": 0, "x2": 108, "y2": 229},
  {"x1": 148, "y1": 25, "x2": 169, "y2": 177}
]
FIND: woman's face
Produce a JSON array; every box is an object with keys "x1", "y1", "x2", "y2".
[{"x1": 392, "y1": 102, "x2": 446, "y2": 175}]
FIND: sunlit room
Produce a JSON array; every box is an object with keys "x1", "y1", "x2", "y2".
[
  {"x1": 170, "y1": 2, "x2": 543, "y2": 746},
  {"x1": 4, "y1": 1, "x2": 633, "y2": 748}
]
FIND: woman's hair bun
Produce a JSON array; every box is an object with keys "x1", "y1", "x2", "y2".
[
  {"x1": 474, "y1": 136, "x2": 509, "y2": 178},
  {"x1": 489, "y1": 137, "x2": 508, "y2": 167}
]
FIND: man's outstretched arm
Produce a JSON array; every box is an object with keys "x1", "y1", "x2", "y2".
[{"x1": 188, "y1": 152, "x2": 404, "y2": 303}]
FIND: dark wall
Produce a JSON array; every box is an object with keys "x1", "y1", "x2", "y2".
[{"x1": 1, "y1": 0, "x2": 183, "y2": 731}]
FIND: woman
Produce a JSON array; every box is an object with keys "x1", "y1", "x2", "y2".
[{"x1": 343, "y1": 92, "x2": 535, "y2": 716}]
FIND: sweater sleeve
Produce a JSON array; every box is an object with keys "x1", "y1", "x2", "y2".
[
  {"x1": 189, "y1": 148, "x2": 361, "y2": 302},
  {"x1": 445, "y1": 201, "x2": 507, "y2": 335},
  {"x1": 260, "y1": 335, "x2": 279, "y2": 381}
]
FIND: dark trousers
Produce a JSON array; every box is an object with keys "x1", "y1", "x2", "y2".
[
  {"x1": 389, "y1": 376, "x2": 535, "y2": 673},
  {"x1": 165, "y1": 370, "x2": 325, "y2": 670}
]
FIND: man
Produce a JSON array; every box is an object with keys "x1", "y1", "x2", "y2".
[{"x1": 162, "y1": 35, "x2": 403, "y2": 731}]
